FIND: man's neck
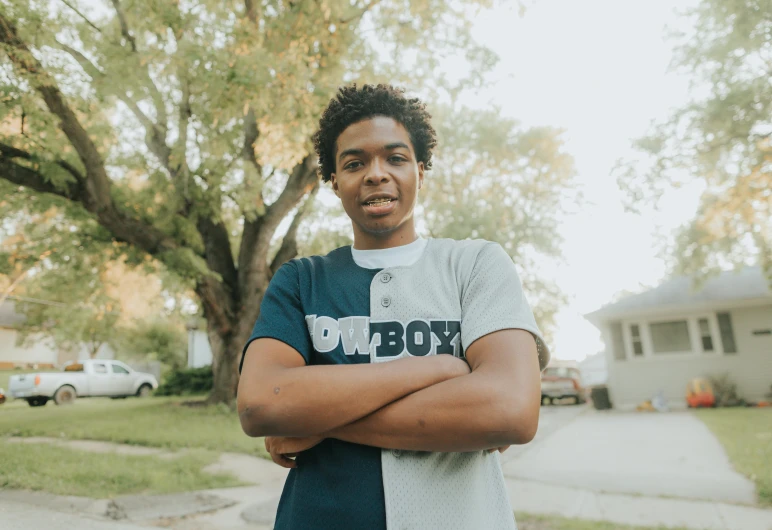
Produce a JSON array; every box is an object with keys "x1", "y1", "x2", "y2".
[{"x1": 352, "y1": 225, "x2": 418, "y2": 250}]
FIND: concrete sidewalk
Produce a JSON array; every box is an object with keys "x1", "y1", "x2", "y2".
[
  {"x1": 507, "y1": 477, "x2": 772, "y2": 530},
  {"x1": 0, "y1": 496, "x2": 151, "y2": 530},
  {"x1": 3, "y1": 468, "x2": 772, "y2": 530},
  {"x1": 503, "y1": 409, "x2": 756, "y2": 505},
  {"x1": 207, "y1": 477, "x2": 772, "y2": 530}
]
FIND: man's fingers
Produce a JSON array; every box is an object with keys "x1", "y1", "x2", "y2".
[
  {"x1": 270, "y1": 451, "x2": 297, "y2": 469},
  {"x1": 498, "y1": 445, "x2": 511, "y2": 453}
]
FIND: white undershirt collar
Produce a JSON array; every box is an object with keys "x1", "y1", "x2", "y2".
[{"x1": 351, "y1": 237, "x2": 428, "y2": 269}]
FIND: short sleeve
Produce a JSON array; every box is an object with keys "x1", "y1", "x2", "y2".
[
  {"x1": 239, "y1": 261, "x2": 312, "y2": 372},
  {"x1": 460, "y1": 243, "x2": 550, "y2": 370}
]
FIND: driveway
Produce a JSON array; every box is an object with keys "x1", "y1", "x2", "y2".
[
  {"x1": 502, "y1": 409, "x2": 756, "y2": 504},
  {"x1": 0, "y1": 497, "x2": 150, "y2": 530}
]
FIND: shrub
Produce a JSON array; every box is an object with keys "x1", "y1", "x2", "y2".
[
  {"x1": 156, "y1": 366, "x2": 213, "y2": 396},
  {"x1": 707, "y1": 372, "x2": 744, "y2": 407}
]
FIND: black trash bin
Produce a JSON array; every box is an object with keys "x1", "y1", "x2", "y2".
[{"x1": 590, "y1": 385, "x2": 612, "y2": 410}]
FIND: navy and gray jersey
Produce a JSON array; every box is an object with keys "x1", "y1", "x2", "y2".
[{"x1": 241, "y1": 238, "x2": 549, "y2": 530}]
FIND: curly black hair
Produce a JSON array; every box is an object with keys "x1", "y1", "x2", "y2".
[{"x1": 312, "y1": 84, "x2": 437, "y2": 182}]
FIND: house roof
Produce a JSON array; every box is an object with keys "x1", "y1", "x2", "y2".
[
  {"x1": 585, "y1": 266, "x2": 772, "y2": 322},
  {"x1": 0, "y1": 300, "x2": 26, "y2": 328}
]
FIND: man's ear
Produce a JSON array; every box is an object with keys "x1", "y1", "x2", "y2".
[
  {"x1": 330, "y1": 174, "x2": 340, "y2": 197},
  {"x1": 417, "y1": 162, "x2": 424, "y2": 190}
]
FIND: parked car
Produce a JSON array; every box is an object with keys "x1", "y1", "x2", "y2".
[
  {"x1": 8, "y1": 359, "x2": 158, "y2": 407},
  {"x1": 541, "y1": 364, "x2": 585, "y2": 405},
  {"x1": 0, "y1": 387, "x2": 6, "y2": 405}
]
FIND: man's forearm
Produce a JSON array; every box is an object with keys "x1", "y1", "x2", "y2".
[
  {"x1": 325, "y1": 368, "x2": 532, "y2": 452},
  {"x1": 238, "y1": 342, "x2": 468, "y2": 438}
]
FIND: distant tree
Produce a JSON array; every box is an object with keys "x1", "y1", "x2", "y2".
[
  {"x1": 423, "y1": 105, "x2": 578, "y2": 336},
  {"x1": 616, "y1": 0, "x2": 771, "y2": 281},
  {"x1": 0, "y1": 204, "x2": 169, "y2": 357},
  {"x1": 117, "y1": 318, "x2": 187, "y2": 370}
]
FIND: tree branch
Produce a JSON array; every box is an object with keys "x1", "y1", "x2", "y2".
[
  {"x1": 244, "y1": 0, "x2": 258, "y2": 23},
  {"x1": 0, "y1": 14, "x2": 112, "y2": 211},
  {"x1": 59, "y1": 0, "x2": 102, "y2": 33},
  {"x1": 239, "y1": 154, "x2": 318, "y2": 294},
  {"x1": 340, "y1": 0, "x2": 383, "y2": 24},
  {"x1": 0, "y1": 142, "x2": 84, "y2": 182},
  {"x1": 0, "y1": 145, "x2": 86, "y2": 202},
  {"x1": 109, "y1": 0, "x2": 136, "y2": 51},
  {"x1": 242, "y1": 107, "x2": 265, "y2": 213},
  {"x1": 109, "y1": 0, "x2": 168, "y2": 135},
  {"x1": 176, "y1": 75, "x2": 191, "y2": 184},
  {"x1": 56, "y1": 41, "x2": 172, "y2": 169},
  {"x1": 270, "y1": 181, "x2": 319, "y2": 274},
  {"x1": 265, "y1": 154, "x2": 319, "y2": 227}
]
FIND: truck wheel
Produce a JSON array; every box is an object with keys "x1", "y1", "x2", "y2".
[
  {"x1": 137, "y1": 384, "x2": 153, "y2": 398},
  {"x1": 541, "y1": 395, "x2": 552, "y2": 406},
  {"x1": 54, "y1": 385, "x2": 77, "y2": 405},
  {"x1": 27, "y1": 397, "x2": 48, "y2": 407}
]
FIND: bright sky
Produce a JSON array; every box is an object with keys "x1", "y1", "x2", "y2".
[{"x1": 463, "y1": 0, "x2": 704, "y2": 362}]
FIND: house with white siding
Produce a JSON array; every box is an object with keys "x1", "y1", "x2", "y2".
[
  {"x1": 585, "y1": 267, "x2": 772, "y2": 410},
  {"x1": 0, "y1": 298, "x2": 113, "y2": 368}
]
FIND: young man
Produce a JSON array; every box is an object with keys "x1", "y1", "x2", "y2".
[{"x1": 237, "y1": 84, "x2": 549, "y2": 530}]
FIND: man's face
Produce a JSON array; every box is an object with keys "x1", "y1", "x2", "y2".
[{"x1": 331, "y1": 116, "x2": 424, "y2": 250}]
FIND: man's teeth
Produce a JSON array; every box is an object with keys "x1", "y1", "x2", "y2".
[{"x1": 367, "y1": 198, "x2": 393, "y2": 205}]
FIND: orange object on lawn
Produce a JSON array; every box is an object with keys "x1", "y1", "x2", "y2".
[{"x1": 686, "y1": 378, "x2": 715, "y2": 408}]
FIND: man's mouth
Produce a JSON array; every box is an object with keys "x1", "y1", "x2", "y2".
[{"x1": 364, "y1": 197, "x2": 396, "y2": 206}]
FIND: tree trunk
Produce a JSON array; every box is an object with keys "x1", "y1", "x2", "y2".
[
  {"x1": 206, "y1": 293, "x2": 266, "y2": 405},
  {"x1": 89, "y1": 342, "x2": 102, "y2": 359}
]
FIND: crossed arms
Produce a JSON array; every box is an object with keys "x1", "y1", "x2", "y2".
[{"x1": 237, "y1": 328, "x2": 541, "y2": 458}]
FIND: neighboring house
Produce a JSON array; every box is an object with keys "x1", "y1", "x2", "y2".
[
  {"x1": 187, "y1": 328, "x2": 214, "y2": 368},
  {"x1": 0, "y1": 299, "x2": 114, "y2": 369},
  {"x1": 585, "y1": 267, "x2": 772, "y2": 410},
  {"x1": 578, "y1": 352, "x2": 608, "y2": 388}
]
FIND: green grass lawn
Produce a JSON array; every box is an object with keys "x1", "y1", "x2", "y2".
[
  {"x1": 695, "y1": 407, "x2": 772, "y2": 507},
  {"x1": 0, "y1": 439, "x2": 241, "y2": 497},
  {"x1": 516, "y1": 513, "x2": 688, "y2": 530},
  {"x1": 0, "y1": 395, "x2": 268, "y2": 458}
]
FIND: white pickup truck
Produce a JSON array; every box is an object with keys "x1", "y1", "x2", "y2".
[{"x1": 8, "y1": 359, "x2": 158, "y2": 407}]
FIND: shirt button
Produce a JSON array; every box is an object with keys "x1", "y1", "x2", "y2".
[
  {"x1": 381, "y1": 296, "x2": 391, "y2": 307},
  {"x1": 380, "y1": 272, "x2": 392, "y2": 283},
  {"x1": 392, "y1": 450, "x2": 402, "y2": 457}
]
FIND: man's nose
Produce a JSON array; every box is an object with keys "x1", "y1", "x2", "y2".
[{"x1": 364, "y1": 158, "x2": 390, "y2": 184}]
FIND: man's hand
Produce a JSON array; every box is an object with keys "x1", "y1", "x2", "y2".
[
  {"x1": 265, "y1": 435, "x2": 324, "y2": 468},
  {"x1": 487, "y1": 445, "x2": 511, "y2": 454}
]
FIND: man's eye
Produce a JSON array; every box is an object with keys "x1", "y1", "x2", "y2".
[
  {"x1": 390, "y1": 156, "x2": 406, "y2": 163},
  {"x1": 344, "y1": 161, "x2": 362, "y2": 170}
]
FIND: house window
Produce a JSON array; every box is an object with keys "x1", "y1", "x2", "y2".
[
  {"x1": 630, "y1": 324, "x2": 644, "y2": 356},
  {"x1": 650, "y1": 320, "x2": 691, "y2": 354},
  {"x1": 610, "y1": 322, "x2": 626, "y2": 361},
  {"x1": 698, "y1": 318, "x2": 714, "y2": 352},
  {"x1": 717, "y1": 312, "x2": 737, "y2": 354}
]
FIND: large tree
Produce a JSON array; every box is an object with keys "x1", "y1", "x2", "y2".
[
  {"x1": 0, "y1": 0, "x2": 495, "y2": 403},
  {"x1": 616, "y1": 0, "x2": 771, "y2": 281}
]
